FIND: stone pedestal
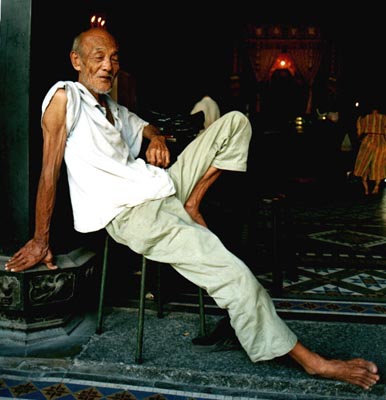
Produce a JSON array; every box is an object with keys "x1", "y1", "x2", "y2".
[{"x1": 0, "y1": 248, "x2": 97, "y2": 345}]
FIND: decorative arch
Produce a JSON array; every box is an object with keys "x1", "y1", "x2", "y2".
[
  {"x1": 269, "y1": 52, "x2": 296, "y2": 78},
  {"x1": 241, "y1": 24, "x2": 330, "y2": 114}
]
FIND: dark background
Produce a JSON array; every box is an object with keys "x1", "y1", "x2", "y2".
[
  {"x1": 26, "y1": 1, "x2": 386, "y2": 302},
  {"x1": 31, "y1": 1, "x2": 386, "y2": 113}
]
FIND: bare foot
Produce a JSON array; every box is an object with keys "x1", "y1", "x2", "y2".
[
  {"x1": 372, "y1": 187, "x2": 379, "y2": 195},
  {"x1": 308, "y1": 356, "x2": 379, "y2": 390},
  {"x1": 362, "y1": 180, "x2": 369, "y2": 196},
  {"x1": 184, "y1": 205, "x2": 208, "y2": 228},
  {"x1": 290, "y1": 343, "x2": 379, "y2": 390}
]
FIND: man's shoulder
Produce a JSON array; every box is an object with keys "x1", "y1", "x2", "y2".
[
  {"x1": 42, "y1": 81, "x2": 83, "y2": 130},
  {"x1": 44, "y1": 81, "x2": 79, "y2": 102},
  {"x1": 47, "y1": 80, "x2": 77, "y2": 91}
]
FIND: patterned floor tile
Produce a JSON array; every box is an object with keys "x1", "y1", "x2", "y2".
[
  {"x1": 303, "y1": 284, "x2": 358, "y2": 296},
  {"x1": 273, "y1": 297, "x2": 386, "y2": 318},
  {"x1": 0, "y1": 375, "x2": 242, "y2": 400},
  {"x1": 258, "y1": 189, "x2": 386, "y2": 320},
  {"x1": 256, "y1": 263, "x2": 386, "y2": 320},
  {"x1": 342, "y1": 273, "x2": 386, "y2": 290},
  {"x1": 308, "y1": 229, "x2": 386, "y2": 248}
]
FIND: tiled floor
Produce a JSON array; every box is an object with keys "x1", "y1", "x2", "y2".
[
  {"x1": 266, "y1": 266, "x2": 386, "y2": 321},
  {"x1": 2, "y1": 309, "x2": 386, "y2": 400},
  {"x1": 2, "y1": 179, "x2": 386, "y2": 400},
  {"x1": 164, "y1": 179, "x2": 386, "y2": 323},
  {"x1": 1, "y1": 374, "x2": 256, "y2": 400},
  {"x1": 264, "y1": 181, "x2": 386, "y2": 322}
]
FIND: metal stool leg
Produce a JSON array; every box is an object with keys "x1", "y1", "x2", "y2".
[
  {"x1": 155, "y1": 262, "x2": 163, "y2": 318},
  {"x1": 97, "y1": 244, "x2": 206, "y2": 363},
  {"x1": 96, "y1": 234, "x2": 109, "y2": 334},
  {"x1": 282, "y1": 199, "x2": 299, "y2": 282},
  {"x1": 135, "y1": 255, "x2": 147, "y2": 364},
  {"x1": 270, "y1": 198, "x2": 283, "y2": 296},
  {"x1": 198, "y1": 287, "x2": 206, "y2": 337}
]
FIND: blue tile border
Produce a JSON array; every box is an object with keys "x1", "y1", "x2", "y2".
[
  {"x1": 0, "y1": 374, "x2": 263, "y2": 400},
  {"x1": 273, "y1": 298, "x2": 386, "y2": 318}
]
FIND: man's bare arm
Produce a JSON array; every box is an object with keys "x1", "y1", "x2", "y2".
[
  {"x1": 143, "y1": 124, "x2": 170, "y2": 168},
  {"x1": 5, "y1": 89, "x2": 68, "y2": 272}
]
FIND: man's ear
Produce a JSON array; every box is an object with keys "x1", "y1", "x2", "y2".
[{"x1": 70, "y1": 51, "x2": 81, "y2": 71}]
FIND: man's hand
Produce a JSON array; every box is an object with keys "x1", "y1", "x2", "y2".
[
  {"x1": 5, "y1": 239, "x2": 57, "y2": 272},
  {"x1": 145, "y1": 135, "x2": 171, "y2": 168}
]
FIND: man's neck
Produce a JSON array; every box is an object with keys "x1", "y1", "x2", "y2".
[{"x1": 100, "y1": 95, "x2": 114, "y2": 125}]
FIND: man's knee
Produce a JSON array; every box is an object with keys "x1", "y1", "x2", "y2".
[
  {"x1": 222, "y1": 110, "x2": 249, "y2": 124},
  {"x1": 224, "y1": 111, "x2": 251, "y2": 134},
  {"x1": 223, "y1": 111, "x2": 252, "y2": 144},
  {"x1": 199, "y1": 110, "x2": 251, "y2": 149}
]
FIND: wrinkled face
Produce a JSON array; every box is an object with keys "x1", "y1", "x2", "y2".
[{"x1": 71, "y1": 30, "x2": 120, "y2": 97}]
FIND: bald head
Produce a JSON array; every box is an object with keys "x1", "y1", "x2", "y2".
[
  {"x1": 72, "y1": 28, "x2": 118, "y2": 57},
  {"x1": 70, "y1": 27, "x2": 120, "y2": 97}
]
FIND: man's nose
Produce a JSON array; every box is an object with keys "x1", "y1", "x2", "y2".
[{"x1": 102, "y1": 57, "x2": 114, "y2": 70}]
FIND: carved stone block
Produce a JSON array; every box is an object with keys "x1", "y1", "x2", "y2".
[{"x1": 0, "y1": 248, "x2": 96, "y2": 335}]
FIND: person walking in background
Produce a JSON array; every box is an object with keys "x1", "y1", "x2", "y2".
[{"x1": 353, "y1": 102, "x2": 386, "y2": 195}]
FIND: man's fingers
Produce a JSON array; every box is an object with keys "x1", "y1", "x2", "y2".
[
  {"x1": 5, "y1": 256, "x2": 22, "y2": 270},
  {"x1": 6, "y1": 259, "x2": 57, "y2": 272},
  {"x1": 5, "y1": 247, "x2": 56, "y2": 273},
  {"x1": 7, "y1": 251, "x2": 23, "y2": 262},
  {"x1": 146, "y1": 145, "x2": 170, "y2": 168},
  {"x1": 5, "y1": 261, "x2": 30, "y2": 272},
  {"x1": 156, "y1": 152, "x2": 170, "y2": 168},
  {"x1": 43, "y1": 250, "x2": 57, "y2": 270},
  {"x1": 163, "y1": 152, "x2": 170, "y2": 167}
]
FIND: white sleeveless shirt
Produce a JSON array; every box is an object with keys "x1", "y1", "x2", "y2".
[{"x1": 42, "y1": 81, "x2": 176, "y2": 233}]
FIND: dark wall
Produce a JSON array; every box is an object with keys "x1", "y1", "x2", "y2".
[
  {"x1": 4, "y1": 0, "x2": 385, "y2": 257},
  {"x1": 0, "y1": 0, "x2": 32, "y2": 254},
  {"x1": 0, "y1": 0, "x2": 238, "y2": 257},
  {"x1": 29, "y1": 1, "x2": 93, "y2": 254},
  {"x1": 102, "y1": 6, "x2": 237, "y2": 115},
  {"x1": 0, "y1": 0, "x2": 97, "y2": 255}
]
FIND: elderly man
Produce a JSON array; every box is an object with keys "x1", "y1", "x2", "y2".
[{"x1": 6, "y1": 28, "x2": 379, "y2": 390}]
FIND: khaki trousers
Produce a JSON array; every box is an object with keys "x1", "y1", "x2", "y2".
[{"x1": 107, "y1": 111, "x2": 297, "y2": 362}]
